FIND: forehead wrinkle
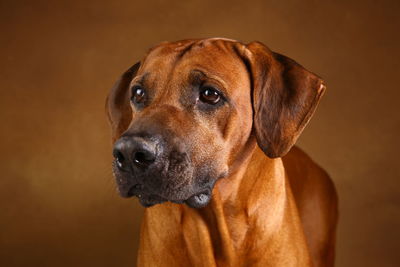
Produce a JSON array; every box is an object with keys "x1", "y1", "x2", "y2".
[
  {"x1": 138, "y1": 39, "x2": 248, "y2": 107},
  {"x1": 144, "y1": 39, "x2": 198, "y2": 66},
  {"x1": 189, "y1": 69, "x2": 228, "y2": 91},
  {"x1": 140, "y1": 54, "x2": 192, "y2": 107},
  {"x1": 131, "y1": 72, "x2": 150, "y2": 85},
  {"x1": 172, "y1": 44, "x2": 250, "y2": 110},
  {"x1": 156, "y1": 41, "x2": 211, "y2": 105},
  {"x1": 137, "y1": 42, "x2": 196, "y2": 98}
]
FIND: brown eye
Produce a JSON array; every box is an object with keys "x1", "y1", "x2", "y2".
[
  {"x1": 131, "y1": 87, "x2": 146, "y2": 103},
  {"x1": 200, "y1": 87, "x2": 221, "y2": 104}
]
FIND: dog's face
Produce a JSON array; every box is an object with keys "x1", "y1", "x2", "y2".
[{"x1": 107, "y1": 38, "x2": 325, "y2": 208}]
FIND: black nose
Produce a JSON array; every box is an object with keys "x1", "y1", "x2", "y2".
[{"x1": 113, "y1": 136, "x2": 158, "y2": 171}]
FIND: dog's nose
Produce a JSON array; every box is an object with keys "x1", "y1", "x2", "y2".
[{"x1": 113, "y1": 136, "x2": 158, "y2": 171}]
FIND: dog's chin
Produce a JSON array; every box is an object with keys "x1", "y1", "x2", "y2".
[
  {"x1": 120, "y1": 185, "x2": 213, "y2": 209},
  {"x1": 184, "y1": 189, "x2": 212, "y2": 208},
  {"x1": 140, "y1": 190, "x2": 212, "y2": 208},
  {"x1": 115, "y1": 168, "x2": 226, "y2": 209},
  {"x1": 138, "y1": 194, "x2": 167, "y2": 207}
]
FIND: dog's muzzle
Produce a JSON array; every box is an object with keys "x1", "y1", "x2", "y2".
[{"x1": 112, "y1": 134, "x2": 213, "y2": 208}]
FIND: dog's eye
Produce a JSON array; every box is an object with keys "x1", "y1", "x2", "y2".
[
  {"x1": 200, "y1": 87, "x2": 221, "y2": 104},
  {"x1": 131, "y1": 87, "x2": 146, "y2": 104}
]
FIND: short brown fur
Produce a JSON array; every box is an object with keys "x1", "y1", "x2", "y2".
[{"x1": 107, "y1": 38, "x2": 338, "y2": 266}]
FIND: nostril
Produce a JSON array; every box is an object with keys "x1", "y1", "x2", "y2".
[
  {"x1": 134, "y1": 152, "x2": 146, "y2": 163},
  {"x1": 133, "y1": 151, "x2": 155, "y2": 167},
  {"x1": 113, "y1": 150, "x2": 125, "y2": 169}
]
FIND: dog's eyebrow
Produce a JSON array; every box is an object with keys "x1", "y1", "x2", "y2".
[
  {"x1": 190, "y1": 69, "x2": 228, "y2": 90},
  {"x1": 131, "y1": 72, "x2": 150, "y2": 85}
]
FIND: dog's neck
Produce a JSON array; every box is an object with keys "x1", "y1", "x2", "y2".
[
  {"x1": 215, "y1": 136, "x2": 287, "y2": 217},
  {"x1": 215, "y1": 137, "x2": 287, "y2": 224},
  {"x1": 215, "y1": 136, "x2": 274, "y2": 202},
  {"x1": 139, "y1": 138, "x2": 310, "y2": 266},
  {"x1": 178, "y1": 137, "x2": 292, "y2": 264}
]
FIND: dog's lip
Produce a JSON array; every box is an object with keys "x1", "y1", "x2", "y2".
[
  {"x1": 138, "y1": 194, "x2": 167, "y2": 207},
  {"x1": 127, "y1": 184, "x2": 145, "y2": 197},
  {"x1": 126, "y1": 184, "x2": 168, "y2": 202},
  {"x1": 184, "y1": 189, "x2": 212, "y2": 208},
  {"x1": 126, "y1": 184, "x2": 212, "y2": 208}
]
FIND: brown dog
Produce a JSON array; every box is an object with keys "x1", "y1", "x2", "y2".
[{"x1": 107, "y1": 38, "x2": 338, "y2": 266}]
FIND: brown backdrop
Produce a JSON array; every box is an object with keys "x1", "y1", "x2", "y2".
[{"x1": 1, "y1": 0, "x2": 399, "y2": 266}]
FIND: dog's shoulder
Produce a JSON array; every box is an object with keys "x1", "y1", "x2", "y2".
[{"x1": 282, "y1": 146, "x2": 334, "y2": 195}]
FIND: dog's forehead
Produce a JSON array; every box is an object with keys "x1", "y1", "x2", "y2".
[{"x1": 138, "y1": 39, "x2": 247, "y2": 89}]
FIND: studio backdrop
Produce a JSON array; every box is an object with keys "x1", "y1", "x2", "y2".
[{"x1": 0, "y1": 0, "x2": 399, "y2": 266}]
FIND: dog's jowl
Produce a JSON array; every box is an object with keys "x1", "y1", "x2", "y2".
[{"x1": 106, "y1": 38, "x2": 338, "y2": 267}]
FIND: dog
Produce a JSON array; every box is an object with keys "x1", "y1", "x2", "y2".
[{"x1": 106, "y1": 38, "x2": 338, "y2": 266}]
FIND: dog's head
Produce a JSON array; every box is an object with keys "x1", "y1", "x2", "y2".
[{"x1": 106, "y1": 38, "x2": 325, "y2": 208}]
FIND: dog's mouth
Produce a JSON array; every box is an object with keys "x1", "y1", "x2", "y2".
[
  {"x1": 184, "y1": 189, "x2": 212, "y2": 208},
  {"x1": 125, "y1": 184, "x2": 212, "y2": 208}
]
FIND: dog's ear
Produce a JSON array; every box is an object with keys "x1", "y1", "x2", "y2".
[
  {"x1": 243, "y1": 41, "x2": 326, "y2": 158},
  {"x1": 106, "y1": 62, "x2": 140, "y2": 142}
]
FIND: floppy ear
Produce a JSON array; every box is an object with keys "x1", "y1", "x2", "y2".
[
  {"x1": 106, "y1": 62, "x2": 140, "y2": 142},
  {"x1": 243, "y1": 41, "x2": 326, "y2": 158}
]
